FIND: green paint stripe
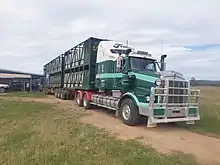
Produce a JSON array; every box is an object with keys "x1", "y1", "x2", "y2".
[
  {"x1": 96, "y1": 73, "x2": 122, "y2": 78},
  {"x1": 129, "y1": 72, "x2": 157, "y2": 83},
  {"x1": 96, "y1": 72, "x2": 158, "y2": 83}
]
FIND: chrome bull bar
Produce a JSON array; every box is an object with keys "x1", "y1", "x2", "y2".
[{"x1": 147, "y1": 79, "x2": 200, "y2": 126}]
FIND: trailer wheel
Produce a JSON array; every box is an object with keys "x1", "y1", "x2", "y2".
[
  {"x1": 56, "y1": 91, "x2": 59, "y2": 98},
  {"x1": 57, "y1": 90, "x2": 61, "y2": 99},
  {"x1": 83, "y1": 94, "x2": 91, "y2": 109},
  {"x1": 65, "y1": 92, "x2": 71, "y2": 100},
  {"x1": 63, "y1": 91, "x2": 68, "y2": 100},
  {"x1": 76, "y1": 92, "x2": 83, "y2": 107},
  {"x1": 119, "y1": 98, "x2": 140, "y2": 126},
  {"x1": 60, "y1": 91, "x2": 65, "y2": 100},
  {"x1": 68, "y1": 92, "x2": 73, "y2": 100},
  {"x1": 55, "y1": 90, "x2": 58, "y2": 98}
]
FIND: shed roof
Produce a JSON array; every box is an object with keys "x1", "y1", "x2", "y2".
[
  {"x1": 0, "y1": 68, "x2": 43, "y2": 77},
  {"x1": 0, "y1": 73, "x2": 31, "y2": 78}
]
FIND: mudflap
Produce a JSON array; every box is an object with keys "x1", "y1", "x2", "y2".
[
  {"x1": 115, "y1": 110, "x2": 120, "y2": 118},
  {"x1": 146, "y1": 117, "x2": 157, "y2": 128}
]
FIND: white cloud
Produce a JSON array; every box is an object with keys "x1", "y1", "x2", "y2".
[{"x1": 0, "y1": 0, "x2": 219, "y2": 80}]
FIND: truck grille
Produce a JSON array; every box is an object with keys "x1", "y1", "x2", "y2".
[{"x1": 167, "y1": 80, "x2": 189, "y2": 107}]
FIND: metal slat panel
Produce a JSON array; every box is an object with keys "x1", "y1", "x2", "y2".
[{"x1": 44, "y1": 37, "x2": 107, "y2": 90}]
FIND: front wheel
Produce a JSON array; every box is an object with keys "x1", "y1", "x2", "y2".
[{"x1": 119, "y1": 98, "x2": 141, "y2": 126}]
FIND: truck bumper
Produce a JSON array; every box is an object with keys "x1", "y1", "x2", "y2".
[
  {"x1": 151, "y1": 116, "x2": 200, "y2": 124},
  {"x1": 145, "y1": 85, "x2": 201, "y2": 127}
]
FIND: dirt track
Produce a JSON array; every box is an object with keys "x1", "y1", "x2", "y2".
[{"x1": 1, "y1": 96, "x2": 220, "y2": 165}]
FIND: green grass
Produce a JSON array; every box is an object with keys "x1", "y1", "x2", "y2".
[
  {"x1": 180, "y1": 86, "x2": 220, "y2": 136},
  {"x1": 0, "y1": 100, "x2": 199, "y2": 165},
  {"x1": 0, "y1": 91, "x2": 47, "y2": 98}
]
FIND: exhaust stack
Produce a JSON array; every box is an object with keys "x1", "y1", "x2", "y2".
[{"x1": 160, "y1": 54, "x2": 167, "y2": 71}]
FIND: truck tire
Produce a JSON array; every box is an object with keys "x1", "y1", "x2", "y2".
[
  {"x1": 58, "y1": 90, "x2": 61, "y2": 99},
  {"x1": 65, "y1": 92, "x2": 70, "y2": 100},
  {"x1": 83, "y1": 94, "x2": 91, "y2": 109},
  {"x1": 76, "y1": 92, "x2": 83, "y2": 107},
  {"x1": 69, "y1": 92, "x2": 74, "y2": 100},
  {"x1": 119, "y1": 98, "x2": 141, "y2": 126},
  {"x1": 63, "y1": 91, "x2": 68, "y2": 100},
  {"x1": 56, "y1": 90, "x2": 59, "y2": 98},
  {"x1": 60, "y1": 91, "x2": 64, "y2": 100},
  {"x1": 55, "y1": 91, "x2": 58, "y2": 98},
  {"x1": 66, "y1": 92, "x2": 72, "y2": 100},
  {"x1": 0, "y1": 87, "x2": 5, "y2": 93}
]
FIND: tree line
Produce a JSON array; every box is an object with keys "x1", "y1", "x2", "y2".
[{"x1": 190, "y1": 77, "x2": 220, "y2": 86}]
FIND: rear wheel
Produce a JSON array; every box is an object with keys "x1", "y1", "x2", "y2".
[
  {"x1": 83, "y1": 94, "x2": 91, "y2": 109},
  {"x1": 76, "y1": 92, "x2": 83, "y2": 107},
  {"x1": 119, "y1": 98, "x2": 141, "y2": 126}
]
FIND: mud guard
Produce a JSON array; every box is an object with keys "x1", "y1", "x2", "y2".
[
  {"x1": 118, "y1": 92, "x2": 140, "y2": 109},
  {"x1": 118, "y1": 92, "x2": 156, "y2": 128}
]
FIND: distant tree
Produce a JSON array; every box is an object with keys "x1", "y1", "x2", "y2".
[{"x1": 190, "y1": 77, "x2": 196, "y2": 86}]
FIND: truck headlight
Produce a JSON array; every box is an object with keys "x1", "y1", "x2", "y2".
[
  {"x1": 155, "y1": 79, "x2": 162, "y2": 86},
  {"x1": 146, "y1": 96, "x2": 150, "y2": 101}
]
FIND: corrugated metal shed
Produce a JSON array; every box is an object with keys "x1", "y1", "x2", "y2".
[
  {"x1": 0, "y1": 68, "x2": 43, "y2": 79},
  {"x1": 0, "y1": 68, "x2": 44, "y2": 92}
]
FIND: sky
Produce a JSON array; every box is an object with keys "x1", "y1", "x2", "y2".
[{"x1": 0, "y1": 0, "x2": 220, "y2": 80}]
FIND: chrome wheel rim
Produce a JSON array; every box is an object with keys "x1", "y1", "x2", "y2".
[
  {"x1": 83, "y1": 96, "x2": 87, "y2": 107},
  {"x1": 122, "y1": 104, "x2": 131, "y2": 120},
  {"x1": 76, "y1": 94, "x2": 80, "y2": 104}
]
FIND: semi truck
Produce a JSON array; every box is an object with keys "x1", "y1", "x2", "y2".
[{"x1": 43, "y1": 37, "x2": 200, "y2": 127}]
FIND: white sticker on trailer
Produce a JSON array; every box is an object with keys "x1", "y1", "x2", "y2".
[{"x1": 96, "y1": 41, "x2": 135, "y2": 63}]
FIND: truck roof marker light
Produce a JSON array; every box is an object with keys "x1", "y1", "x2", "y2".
[{"x1": 137, "y1": 51, "x2": 151, "y2": 56}]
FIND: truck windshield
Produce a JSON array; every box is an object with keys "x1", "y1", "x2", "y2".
[{"x1": 130, "y1": 57, "x2": 157, "y2": 72}]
